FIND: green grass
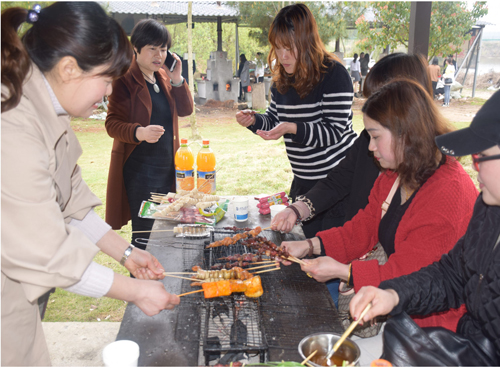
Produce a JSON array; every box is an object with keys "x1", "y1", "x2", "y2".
[{"x1": 43, "y1": 110, "x2": 478, "y2": 322}]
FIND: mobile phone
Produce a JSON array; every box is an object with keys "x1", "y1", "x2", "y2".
[{"x1": 164, "y1": 50, "x2": 177, "y2": 72}]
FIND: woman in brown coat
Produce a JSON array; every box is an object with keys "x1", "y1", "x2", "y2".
[{"x1": 105, "y1": 19, "x2": 193, "y2": 248}]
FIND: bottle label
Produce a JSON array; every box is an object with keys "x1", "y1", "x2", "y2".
[
  {"x1": 176, "y1": 169, "x2": 194, "y2": 192},
  {"x1": 197, "y1": 171, "x2": 216, "y2": 195}
]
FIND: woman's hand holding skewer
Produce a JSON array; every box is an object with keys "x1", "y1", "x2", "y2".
[{"x1": 300, "y1": 256, "x2": 349, "y2": 283}]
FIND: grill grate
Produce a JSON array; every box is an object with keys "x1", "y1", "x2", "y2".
[
  {"x1": 176, "y1": 228, "x2": 334, "y2": 364},
  {"x1": 200, "y1": 296, "x2": 267, "y2": 365}
]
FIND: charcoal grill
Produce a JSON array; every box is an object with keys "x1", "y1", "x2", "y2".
[{"x1": 116, "y1": 199, "x2": 342, "y2": 366}]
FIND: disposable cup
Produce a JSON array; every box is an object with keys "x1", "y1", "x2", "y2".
[
  {"x1": 233, "y1": 197, "x2": 249, "y2": 222},
  {"x1": 270, "y1": 204, "x2": 287, "y2": 220},
  {"x1": 102, "y1": 340, "x2": 140, "y2": 367}
]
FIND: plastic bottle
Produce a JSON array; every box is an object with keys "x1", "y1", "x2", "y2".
[
  {"x1": 196, "y1": 139, "x2": 216, "y2": 194},
  {"x1": 175, "y1": 138, "x2": 195, "y2": 192}
]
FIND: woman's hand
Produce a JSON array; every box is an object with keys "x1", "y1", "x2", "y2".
[
  {"x1": 271, "y1": 208, "x2": 296, "y2": 233},
  {"x1": 236, "y1": 109, "x2": 256, "y2": 127},
  {"x1": 136, "y1": 125, "x2": 164, "y2": 143},
  {"x1": 350, "y1": 286, "x2": 399, "y2": 325},
  {"x1": 280, "y1": 240, "x2": 310, "y2": 263},
  {"x1": 125, "y1": 248, "x2": 165, "y2": 280},
  {"x1": 271, "y1": 202, "x2": 309, "y2": 233},
  {"x1": 256, "y1": 122, "x2": 297, "y2": 140},
  {"x1": 106, "y1": 274, "x2": 180, "y2": 317},
  {"x1": 163, "y1": 52, "x2": 183, "y2": 85},
  {"x1": 300, "y1": 256, "x2": 349, "y2": 282}
]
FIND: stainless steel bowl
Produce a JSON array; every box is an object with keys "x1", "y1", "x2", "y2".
[{"x1": 298, "y1": 332, "x2": 360, "y2": 367}]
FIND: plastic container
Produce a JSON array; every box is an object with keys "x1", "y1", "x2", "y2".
[
  {"x1": 102, "y1": 340, "x2": 140, "y2": 367},
  {"x1": 175, "y1": 138, "x2": 195, "y2": 192},
  {"x1": 196, "y1": 139, "x2": 216, "y2": 194}
]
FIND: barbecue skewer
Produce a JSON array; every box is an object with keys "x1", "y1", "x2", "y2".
[
  {"x1": 254, "y1": 267, "x2": 280, "y2": 275},
  {"x1": 245, "y1": 263, "x2": 279, "y2": 271},
  {"x1": 178, "y1": 289, "x2": 204, "y2": 297}
]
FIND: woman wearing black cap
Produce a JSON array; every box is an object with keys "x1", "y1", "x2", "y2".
[{"x1": 350, "y1": 90, "x2": 500, "y2": 366}]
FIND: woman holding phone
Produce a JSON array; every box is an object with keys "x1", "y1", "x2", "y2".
[{"x1": 105, "y1": 19, "x2": 193, "y2": 248}]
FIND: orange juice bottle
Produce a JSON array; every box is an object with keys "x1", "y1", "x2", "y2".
[
  {"x1": 175, "y1": 138, "x2": 194, "y2": 192},
  {"x1": 196, "y1": 139, "x2": 216, "y2": 194}
]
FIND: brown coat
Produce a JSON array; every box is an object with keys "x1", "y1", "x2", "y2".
[
  {"x1": 1, "y1": 65, "x2": 102, "y2": 365},
  {"x1": 105, "y1": 57, "x2": 193, "y2": 229}
]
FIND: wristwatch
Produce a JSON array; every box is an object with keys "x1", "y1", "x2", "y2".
[{"x1": 120, "y1": 244, "x2": 134, "y2": 266}]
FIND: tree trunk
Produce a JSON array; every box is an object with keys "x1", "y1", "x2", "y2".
[{"x1": 187, "y1": 2, "x2": 201, "y2": 140}]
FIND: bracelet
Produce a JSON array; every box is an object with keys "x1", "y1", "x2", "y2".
[
  {"x1": 170, "y1": 76, "x2": 184, "y2": 87},
  {"x1": 306, "y1": 239, "x2": 314, "y2": 257},
  {"x1": 286, "y1": 205, "x2": 302, "y2": 225},
  {"x1": 120, "y1": 244, "x2": 134, "y2": 266},
  {"x1": 346, "y1": 263, "x2": 352, "y2": 287}
]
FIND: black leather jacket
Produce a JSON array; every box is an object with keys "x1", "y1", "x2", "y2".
[{"x1": 381, "y1": 195, "x2": 500, "y2": 363}]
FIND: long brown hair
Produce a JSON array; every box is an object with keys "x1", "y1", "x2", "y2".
[
  {"x1": 267, "y1": 3, "x2": 340, "y2": 99},
  {"x1": 1, "y1": 2, "x2": 132, "y2": 113},
  {"x1": 362, "y1": 78, "x2": 455, "y2": 191}
]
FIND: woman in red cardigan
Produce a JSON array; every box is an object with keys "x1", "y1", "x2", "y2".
[
  {"x1": 105, "y1": 19, "x2": 193, "y2": 249},
  {"x1": 281, "y1": 78, "x2": 478, "y2": 332}
]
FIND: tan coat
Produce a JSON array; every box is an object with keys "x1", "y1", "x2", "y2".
[
  {"x1": 105, "y1": 57, "x2": 193, "y2": 229},
  {"x1": 1, "y1": 65, "x2": 102, "y2": 365}
]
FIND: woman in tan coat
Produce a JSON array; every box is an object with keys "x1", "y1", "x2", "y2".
[
  {"x1": 1, "y1": 3, "x2": 179, "y2": 366},
  {"x1": 105, "y1": 19, "x2": 193, "y2": 248}
]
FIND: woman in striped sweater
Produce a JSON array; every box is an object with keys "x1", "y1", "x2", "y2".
[{"x1": 235, "y1": 3, "x2": 356, "y2": 237}]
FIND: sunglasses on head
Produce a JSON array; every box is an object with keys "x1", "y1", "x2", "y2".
[{"x1": 471, "y1": 153, "x2": 500, "y2": 170}]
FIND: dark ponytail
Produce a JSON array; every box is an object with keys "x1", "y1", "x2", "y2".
[
  {"x1": 1, "y1": 7, "x2": 31, "y2": 112},
  {"x1": 1, "y1": 2, "x2": 133, "y2": 113}
]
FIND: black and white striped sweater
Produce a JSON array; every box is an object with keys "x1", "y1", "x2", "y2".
[{"x1": 249, "y1": 61, "x2": 357, "y2": 181}]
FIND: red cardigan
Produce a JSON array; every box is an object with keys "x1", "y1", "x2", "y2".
[
  {"x1": 317, "y1": 157, "x2": 478, "y2": 331},
  {"x1": 105, "y1": 57, "x2": 193, "y2": 229}
]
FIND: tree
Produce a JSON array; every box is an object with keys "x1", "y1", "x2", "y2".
[
  {"x1": 356, "y1": 1, "x2": 488, "y2": 60},
  {"x1": 315, "y1": 1, "x2": 368, "y2": 52}
]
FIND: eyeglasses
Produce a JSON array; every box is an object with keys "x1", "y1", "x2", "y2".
[{"x1": 471, "y1": 153, "x2": 500, "y2": 170}]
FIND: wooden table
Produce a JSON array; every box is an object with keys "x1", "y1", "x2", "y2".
[{"x1": 116, "y1": 197, "x2": 342, "y2": 366}]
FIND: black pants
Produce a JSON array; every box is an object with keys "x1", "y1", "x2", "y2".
[{"x1": 123, "y1": 158, "x2": 174, "y2": 250}]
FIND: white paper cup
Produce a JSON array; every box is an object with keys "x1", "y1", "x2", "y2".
[
  {"x1": 270, "y1": 204, "x2": 287, "y2": 220},
  {"x1": 102, "y1": 340, "x2": 140, "y2": 367},
  {"x1": 233, "y1": 197, "x2": 249, "y2": 222}
]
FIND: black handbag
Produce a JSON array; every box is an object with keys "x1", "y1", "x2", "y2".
[{"x1": 381, "y1": 312, "x2": 498, "y2": 366}]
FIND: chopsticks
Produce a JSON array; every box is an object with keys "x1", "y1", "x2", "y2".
[
  {"x1": 300, "y1": 350, "x2": 318, "y2": 366},
  {"x1": 177, "y1": 289, "x2": 204, "y2": 297}
]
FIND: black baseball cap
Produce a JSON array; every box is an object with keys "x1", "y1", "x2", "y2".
[{"x1": 436, "y1": 89, "x2": 500, "y2": 157}]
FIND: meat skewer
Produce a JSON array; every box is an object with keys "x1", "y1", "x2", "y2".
[
  {"x1": 206, "y1": 226, "x2": 263, "y2": 248},
  {"x1": 201, "y1": 276, "x2": 264, "y2": 299}
]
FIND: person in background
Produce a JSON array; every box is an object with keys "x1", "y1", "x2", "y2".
[
  {"x1": 255, "y1": 52, "x2": 265, "y2": 83},
  {"x1": 235, "y1": 3, "x2": 357, "y2": 238},
  {"x1": 350, "y1": 90, "x2": 500, "y2": 366},
  {"x1": 105, "y1": 19, "x2": 193, "y2": 250},
  {"x1": 1, "y1": 2, "x2": 180, "y2": 366},
  {"x1": 442, "y1": 57, "x2": 455, "y2": 107},
  {"x1": 271, "y1": 53, "x2": 435, "y2": 306},
  {"x1": 280, "y1": 79, "x2": 478, "y2": 364},
  {"x1": 428, "y1": 56, "x2": 441, "y2": 99},
  {"x1": 359, "y1": 52, "x2": 370, "y2": 95},
  {"x1": 237, "y1": 53, "x2": 250, "y2": 101},
  {"x1": 350, "y1": 53, "x2": 361, "y2": 97}
]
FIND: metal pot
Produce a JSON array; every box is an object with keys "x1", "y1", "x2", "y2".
[{"x1": 298, "y1": 332, "x2": 361, "y2": 367}]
